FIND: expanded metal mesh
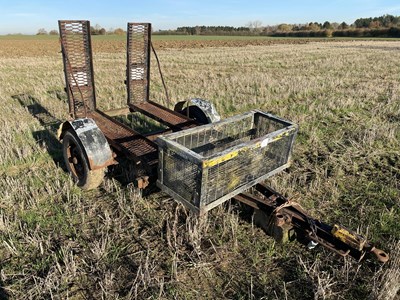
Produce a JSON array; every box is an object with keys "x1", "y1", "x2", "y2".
[
  {"x1": 157, "y1": 111, "x2": 297, "y2": 211},
  {"x1": 163, "y1": 151, "x2": 200, "y2": 204},
  {"x1": 59, "y1": 20, "x2": 95, "y2": 118},
  {"x1": 172, "y1": 115, "x2": 254, "y2": 157},
  {"x1": 127, "y1": 23, "x2": 151, "y2": 105},
  {"x1": 202, "y1": 126, "x2": 292, "y2": 205}
]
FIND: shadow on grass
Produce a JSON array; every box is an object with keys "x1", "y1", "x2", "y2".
[
  {"x1": 0, "y1": 280, "x2": 9, "y2": 300},
  {"x1": 12, "y1": 93, "x2": 65, "y2": 170}
]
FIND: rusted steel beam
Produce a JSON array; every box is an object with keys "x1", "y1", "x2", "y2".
[
  {"x1": 233, "y1": 183, "x2": 389, "y2": 263},
  {"x1": 103, "y1": 107, "x2": 130, "y2": 117}
]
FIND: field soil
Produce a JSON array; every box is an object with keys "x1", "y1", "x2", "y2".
[{"x1": 0, "y1": 35, "x2": 342, "y2": 57}]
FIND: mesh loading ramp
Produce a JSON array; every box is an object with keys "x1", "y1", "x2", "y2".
[
  {"x1": 126, "y1": 23, "x2": 197, "y2": 130},
  {"x1": 58, "y1": 20, "x2": 96, "y2": 118},
  {"x1": 156, "y1": 110, "x2": 298, "y2": 214},
  {"x1": 59, "y1": 20, "x2": 158, "y2": 167},
  {"x1": 126, "y1": 22, "x2": 150, "y2": 106}
]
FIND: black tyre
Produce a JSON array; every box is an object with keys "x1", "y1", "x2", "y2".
[
  {"x1": 62, "y1": 130, "x2": 104, "y2": 190},
  {"x1": 181, "y1": 106, "x2": 210, "y2": 124}
]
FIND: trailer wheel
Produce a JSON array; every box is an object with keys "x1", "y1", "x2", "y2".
[
  {"x1": 62, "y1": 130, "x2": 104, "y2": 190},
  {"x1": 181, "y1": 106, "x2": 210, "y2": 124}
]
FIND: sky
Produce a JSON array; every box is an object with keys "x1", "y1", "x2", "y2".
[{"x1": 0, "y1": 0, "x2": 400, "y2": 34}]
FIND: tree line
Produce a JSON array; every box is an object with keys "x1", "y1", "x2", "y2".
[
  {"x1": 154, "y1": 14, "x2": 400, "y2": 38},
  {"x1": 37, "y1": 14, "x2": 400, "y2": 37},
  {"x1": 36, "y1": 24, "x2": 126, "y2": 36},
  {"x1": 353, "y1": 14, "x2": 400, "y2": 28},
  {"x1": 89, "y1": 24, "x2": 125, "y2": 35},
  {"x1": 176, "y1": 26, "x2": 252, "y2": 36}
]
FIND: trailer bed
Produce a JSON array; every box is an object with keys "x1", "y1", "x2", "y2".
[
  {"x1": 88, "y1": 110, "x2": 158, "y2": 166},
  {"x1": 131, "y1": 100, "x2": 197, "y2": 130}
]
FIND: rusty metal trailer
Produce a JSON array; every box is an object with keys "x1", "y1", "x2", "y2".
[{"x1": 57, "y1": 20, "x2": 389, "y2": 263}]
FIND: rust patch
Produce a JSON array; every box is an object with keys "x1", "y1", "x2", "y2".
[
  {"x1": 137, "y1": 176, "x2": 150, "y2": 189},
  {"x1": 88, "y1": 156, "x2": 116, "y2": 170}
]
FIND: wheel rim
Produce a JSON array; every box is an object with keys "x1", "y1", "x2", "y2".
[{"x1": 66, "y1": 141, "x2": 85, "y2": 180}]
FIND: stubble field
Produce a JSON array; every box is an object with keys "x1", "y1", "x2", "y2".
[{"x1": 0, "y1": 36, "x2": 399, "y2": 299}]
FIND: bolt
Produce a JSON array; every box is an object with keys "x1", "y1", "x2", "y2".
[{"x1": 307, "y1": 240, "x2": 319, "y2": 250}]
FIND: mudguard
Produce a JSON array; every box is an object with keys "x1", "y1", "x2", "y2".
[
  {"x1": 57, "y1": 118, "x2": 114, "y2": 170},
  {"x1": 174, "y1": 98, "x2": 221, "y2": 124}
]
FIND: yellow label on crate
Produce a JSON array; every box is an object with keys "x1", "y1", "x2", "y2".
[
  {"x1": 273, "y1": 131, "x2": 289, "y2": 142},
  {"x1": 202, "y1": 151, "x2": 239, "y2": 168}
]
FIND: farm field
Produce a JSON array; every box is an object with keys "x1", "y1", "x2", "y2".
[
  {"x1": 0, "y1": 36, "x2": 399, "y2": 299},
  {"x1": 0, "y1": 34, "x2": 322, "y2": 58},
  {"x1": 3, "y1": 34, "x2": 398, "y2": 57}
]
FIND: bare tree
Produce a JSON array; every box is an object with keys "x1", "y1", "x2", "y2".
[
  {"x1": 253, "y1": 20, "x2": 262, "y2": 31},
  {"x1": 36, "y1": 28, "x2": 48, "y2": 35},
  {"x1": 246, "y1": 20, "x2": 263, "y2": 32}
]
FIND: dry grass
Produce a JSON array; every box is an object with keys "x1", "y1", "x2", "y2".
[
  {"x1": 373, "y1": 240, "x2": 400, "y2": 300},
  {"x1": 0, "y1": 38, "x2": 399, "y2": 299}
]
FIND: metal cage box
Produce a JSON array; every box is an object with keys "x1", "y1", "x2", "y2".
[{"x1": 156, "y1": 110, "x2": 298, "y2": 214}]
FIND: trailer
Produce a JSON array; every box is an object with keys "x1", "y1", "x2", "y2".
[{"x1": 57, "y1": 20, "x2": 389, "y2": 263}]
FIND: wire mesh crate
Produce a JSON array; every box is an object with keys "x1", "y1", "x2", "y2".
[{"x1": 156, "y1": 110, "x2": 298, "y2": 214}]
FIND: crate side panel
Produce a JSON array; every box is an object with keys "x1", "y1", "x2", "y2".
[
  {"x1": 200, "y1": 127, "x2": 296, "y2": 205},
  {"x1": 162, "y1": 149, "x2": 200, "y2": 205},
  {"x1": 253, "y1": 113, "x2": 287, "y2": 139}
]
